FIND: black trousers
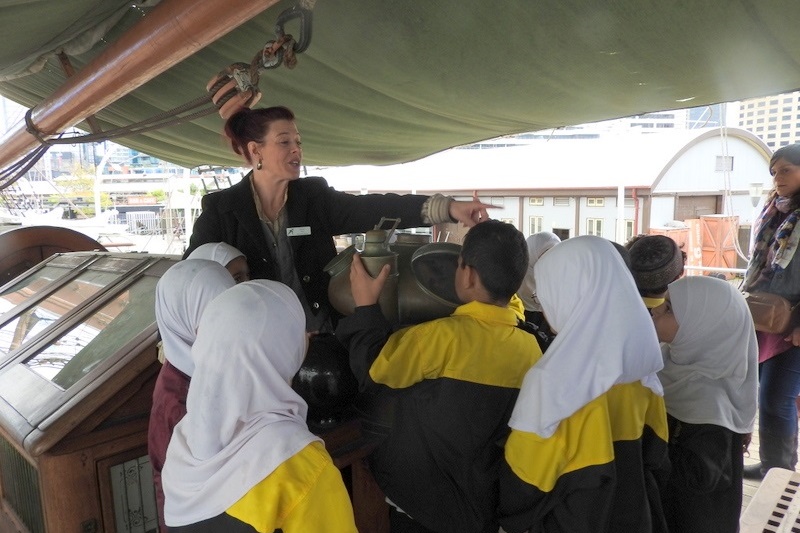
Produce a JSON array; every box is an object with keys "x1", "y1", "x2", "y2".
[
  {"x1": 388, "y1": 506, "x2": 501, "y2": 533},
  {"x1": 389, "y1": 507, "x2": 436, "y2": 533}
]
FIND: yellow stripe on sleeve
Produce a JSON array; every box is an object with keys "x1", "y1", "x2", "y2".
[
  {"x1": 369, "y1": 310, "x2": 542, "y2": 389},
  {"x1": 505, "y1": 382, "x2": 668, "y2": 492},
  {"x1": 227, "y1": 441, "x2": 357, "y2": 533}
]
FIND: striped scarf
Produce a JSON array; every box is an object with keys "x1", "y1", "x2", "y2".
[{"x1": 744, "y1": 194, "x2": 800, "y2": 291}]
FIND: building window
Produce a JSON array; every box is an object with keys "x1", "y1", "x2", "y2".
[
  {"x1": 553, "y1": 228, "x2": 570, "y2": 240},
  {"x1": 490, "y1": 197, "x2": 505, "y2": 207},
  {"x1": 783, "y1": 115, "x2": 792, "y2": 120},
  {"x1": 625, "y1": 220, "x2": 635, "y2": 242},
  {"x1": 587, "y1": 197, "x2": 605, "y2": 207},
  {"x1": 769, "y1": 125, "x2": 777, "y2": 131},
  {"x1": 586, "y1": 218, "x2": 603, "y2": 237},
  {"x1": 500, "y1": 218, "x2": 516, "y2": 227},
  {"x1": 757, "y1": 118, "x2": 764, "y2": 124},
  {"x1": 624, "y1": 198, "x2": 635, "y2": 208},
  {"x1": 554, "y1": 197, "x2": 570, "y2": 207},
  {"x1": 770, "y1": 99, "x2": 779, "y2": 105},
  {"x1": 783, "y1": 123, "x2": 791, "y2": 129},
  {"x1": 528, "y1": 197, "x2": 544, "y2": 206},
  {"x1": 768, "y1": 133, "x2": 776, "y2": 139},
  {"x1": 529, "y1": 216, "x2": 543, "y2": 234},
  {"x1": 782, "y1": 132, "x2": 791, "y2": 138},
  {"x1": 715, "y1": 155, "x2": 734, "y2": 172}
]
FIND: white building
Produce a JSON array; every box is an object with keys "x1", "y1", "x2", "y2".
[{"x1": 312, "y1": 127, "x2": 772, "y2": 246}]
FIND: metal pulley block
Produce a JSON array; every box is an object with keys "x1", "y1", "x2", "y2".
[{"x1": 206, "y1": 63, "x2": 262, "y2": 119}]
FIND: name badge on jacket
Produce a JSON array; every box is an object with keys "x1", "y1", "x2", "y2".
[{"x1": 287, "y1": 226, "x2": 311, "y2": 237}]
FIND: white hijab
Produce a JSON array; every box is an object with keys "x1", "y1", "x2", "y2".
[
  {"x1": 518, "y1": 232, "x2": 561, "y2": 312},
  {"x1": 509, "y1": 236, "x2": 664, "y2": 438},
  {"x1": 187, "y1": 242, "x2": 245, "y2": 266},
  {"x1": 155, "y1": 259, "x2": 235, "y2": 377},
  {"x1": 659, "y1": 276, "x2": 757, "y2": 433},
  {"x1": 162, "y1": 280, "x2": 319, "y2": 527}
]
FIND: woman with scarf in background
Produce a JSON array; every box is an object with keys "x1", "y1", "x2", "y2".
[{"x1": 743, "y1": 143, "x2": 800, "y2": 479}]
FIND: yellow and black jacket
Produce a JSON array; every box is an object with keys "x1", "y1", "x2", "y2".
[
  {"x1": 499, "y1": 382, "x2": 670, "y2": 533},
  {"x1": 167, "y1": 442, "x2": 357, "y2": 533},
  {"x1": 336, "y1": 300, "x2": 543, "y2": 533}
]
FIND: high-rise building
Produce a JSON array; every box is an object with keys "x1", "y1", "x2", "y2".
[
  {"x1": 737, "y1": 91, "x2": 800, "y2": 150},
  {"x1": 464, "y1": 104, "x2": 734, "y2": 150}
]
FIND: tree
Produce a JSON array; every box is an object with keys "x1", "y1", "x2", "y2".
[{"x1": 150, "y1": 189, "x2": 167, "y2": 203}]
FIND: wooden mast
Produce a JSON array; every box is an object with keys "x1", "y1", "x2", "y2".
[{"x1": 0, "y1": 0, "x2": 282, "y2": 168}]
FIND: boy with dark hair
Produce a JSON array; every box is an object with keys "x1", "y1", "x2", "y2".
[{"x1": 336, "y1": 220, "x2": 543, "y2": 533}]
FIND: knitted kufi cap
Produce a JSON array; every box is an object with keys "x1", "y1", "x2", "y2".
[{"x1": 628, "y1": 235, "x2": 684, "y2": 292}]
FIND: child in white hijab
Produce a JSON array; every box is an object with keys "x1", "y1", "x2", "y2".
[
  {"x1": 651, "y1": 275, "x2": 757, "y2": 533},
  {"x1": 162, "y1": 280, "x2": 357, "y2": 532},
  {"x1": 499, "y1": 236, "x2": 669, "y2": 533},
  {"x1": 187, "y1": 241, "x2": 250, "y2": 283},
  {"x1": 518, "y1": 231, "x2": 561, "y2": 315},
  {"x1": 518, "y1": 232, "x2": 560, "y2": 350},
  {"x1": 148, "y1": 259, "x2": 235, "y2": 532}
]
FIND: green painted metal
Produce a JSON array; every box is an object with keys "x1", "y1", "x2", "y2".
[{"x1": 0, "y1": 0, "x2": 799, "y2": 168}]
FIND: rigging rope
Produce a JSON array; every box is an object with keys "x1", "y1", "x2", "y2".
[
  {"x1": 24, "y1": 94, "x2": 217, "y2": 146},
  {"x1": 717, "y1": 119, "x2": 751, "y2": 264}
]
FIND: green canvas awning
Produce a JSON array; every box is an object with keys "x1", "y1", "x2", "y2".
[{"x1": 0, "y1": 0, "x2": 799, "y2": 169}]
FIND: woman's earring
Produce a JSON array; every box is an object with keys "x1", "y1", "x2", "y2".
[{"x1": 256, "y1": 159, "x2": 263, "y2": 170}]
